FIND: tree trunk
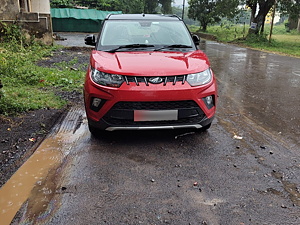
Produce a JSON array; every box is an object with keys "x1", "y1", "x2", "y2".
[
  {"x1": 261, "y1": 19, "x2": 265, "y2": 33},
  {"x1": 288, "y1": 16, "x2": 298, "y2": 30},
  {"x1": 298, "y1": 18, "x2": 300, "y2": 32},
  {"x1": 202, "y1": 23, "x2": 207, "y2": 32},
  {"x1": 249, "y1": 5, "x2": 257, "y2": 26},
  {"x1": 248, "y1": 0, "x2": 275, "y2": 35},
  {"x1": 200, "y1": 19, "x2": 208, "y2": 32}
]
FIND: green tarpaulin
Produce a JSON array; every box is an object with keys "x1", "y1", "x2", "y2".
[{"x1": 51, "y1": 8, "x2": 122, "y2": 32}]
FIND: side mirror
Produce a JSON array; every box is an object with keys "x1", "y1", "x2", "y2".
[
  {"x1": 85, "y1": 34, "x2": 96, "y2": 46},
  {"x1": 192, "y1": 34, "x2": 200, "y2": 46}
]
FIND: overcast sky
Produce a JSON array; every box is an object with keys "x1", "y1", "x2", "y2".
[{"x1": 173, "y1": 0, "x2": 188, "y2": 7}]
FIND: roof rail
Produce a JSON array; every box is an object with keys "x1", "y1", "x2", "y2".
[
  {"x1": 105, "y1": 14, "x2": 182, "y2": 21},
  {"x1": 162, "y1": 14, "x2": 182, "y2": 20},
  {"x1": 106, "y1": 14, "x2": 112, "y2": 19}
]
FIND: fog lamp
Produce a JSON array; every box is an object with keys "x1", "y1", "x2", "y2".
[
  {"x1": 92, "y1": 98, "x2": 102, "y2": 107},
  {"x1": 205, "y1": 96, "x2": 213, "y2": 105},
  {"x1": 90, "y1": 97, "x2": 105, "y2": 112},
  {"x1": 202, "y1": 95, "x2": 214, "y2": 109}
]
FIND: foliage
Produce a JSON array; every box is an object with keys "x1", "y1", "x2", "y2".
[
  {"x1": 246, "y1": 0, "x2": 300, "y2": 35},
  {"x1": 246, "y1": 0, "x2": 275, "y2": 34},
  {"x1": 188, "y1": 0, "x2": 220, "y2": 31},
  {"x1": 271, "y1": 23, "x2": 290, "y2": 34},
  {"x1": 172, "y1": 5, "x2": 198, "y2": 25},
  {"x1": 279, "y1": 0, "x2": 300, "y2": 31},
  {"x1": 206, "y1": 23, "x2": 247, "y2": 41},
  {"x1": 159, "y1": 0, "x2": 172, "y2": 14},
  {"x1": 188, "y1": 0, "x2": 240, "y2": 31},
  {"x1": 49, "y1": 0, "x2": 298, "y2": 35},
  {"x1": 234, "y1": 8, "x2": 251, "y2": 24},
  {"x1": 0, "y1": 23, "x2": 85, "y2": 115},
  {"x1": 197, "y1": 23, "x2": 300, "y2": 57},
  {"x1": 244, "y1": 32, "x2": 270, "y2": 43},
  {"x1": 0, "y1": 22, "x2": 28, "y2": 47},
  {"x1": 0, "y1": 87, "x2": 66, "y2": 114},
  {"x1": 50, "y1": 0, "x2": 73, "y2": 8},
  {"x1": 188, "y1": 25, "x2": 201, "y2": 32},
  {"x1": 278, "y1": 0, "x2": 300, "y2": 20},
  {"x1": 242, "y1": 33, "x2": 300, "y2": 57}
]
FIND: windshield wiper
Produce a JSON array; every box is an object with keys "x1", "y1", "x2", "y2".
[
  {"x1": 106, "y1": 44, "x2": 155, "y2": 53},
  {"x1": 154, "y1": 44, "x2": 193, "y2": 51}
]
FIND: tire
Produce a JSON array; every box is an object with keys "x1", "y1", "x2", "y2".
[
  {"x1": 199, "y1": 122, "x2": 211, "y2": 132},
  {"x1": 88, "y1": 123, "x2": 108, "y2": 137},
  {"x1": 88, "y1": 123, "x2": 99, "y2": 136}
]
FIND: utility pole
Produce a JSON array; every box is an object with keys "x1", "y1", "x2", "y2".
[{"x1": 182, "y1": 0, "x2": 185, "y2": 20}]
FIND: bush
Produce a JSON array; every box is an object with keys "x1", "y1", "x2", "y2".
[
  {"x1": 0, "y1": 21, "x2": 37, "y2": 49},
  {"x1": 0, "y1": 23, "x2": 85, "y2": 115},
  {"x1": 245, "y1": 33, "x2": 269, "y2": 43},
  {"x1": 205, "y1": 24, "x2": 247, "y2": 41}
]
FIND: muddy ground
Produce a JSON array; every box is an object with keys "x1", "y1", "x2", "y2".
[{"x1": 0, "y1": 47, "x2": 91, "y2": 187}]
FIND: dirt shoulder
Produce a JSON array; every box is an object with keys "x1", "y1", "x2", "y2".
[{"x1": 0, "y1": 47, "x2": 91, "y2": 187}]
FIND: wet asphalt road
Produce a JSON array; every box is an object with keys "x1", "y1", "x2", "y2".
[{"x1": 2, "y1": 37, "x2": 300, "y2": 224}]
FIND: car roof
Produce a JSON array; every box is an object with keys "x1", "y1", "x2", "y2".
[{"x1": 106, "y1": 14, "x2": 182, "y2": 21}]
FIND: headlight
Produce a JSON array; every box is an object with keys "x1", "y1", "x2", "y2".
[
  {"x1": 186, "y1": 68, "x2": 212, "y2": 86},
  {"x1": 91, "y1": 67, "x2": 124, "y2": 87}
]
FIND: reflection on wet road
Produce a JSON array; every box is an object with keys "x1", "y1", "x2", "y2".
[
  {"x1": 1, "y1": 41, "x2": 300, "y2": 224},
  {"x1": 202, "y1": 41, "x2": 300, "y2": 147}
]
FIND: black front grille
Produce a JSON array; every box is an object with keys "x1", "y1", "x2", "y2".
[
  {"x1": 124, "y1": 75, "x2": 186, "y2": 86},
  {"x1": 102, "y1": 100, "x2": 205, "y2": 126},
  {"x1": 112, "y1": 101, "x2": 199, "y2": 110}
]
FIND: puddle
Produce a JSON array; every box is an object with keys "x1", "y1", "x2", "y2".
[{"x1": 0, "y1": 107, "x2": 87, "y2": 225}]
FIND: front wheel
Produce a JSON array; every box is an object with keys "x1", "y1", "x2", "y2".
[
  {"x1": 88, "y1": 123, "x2": 109, "y2": 138},
  {"x1": 199, "y1": 122, "x2": 211, "y2": 132},
  {"x1": 88, "y1": 123, "x2": 105, "y2": 136}
]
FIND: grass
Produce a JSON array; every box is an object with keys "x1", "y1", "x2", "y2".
[
  {"x1": 207, "y1": 24, "x2": 247, "y2": 41},
  {"x1": 190, "y1": 23, "x2": 300, "y2": 57},
  {"x1": 273, "y1": 34, "x2": 300, "y2": 42},
  {"x1": 0, "y1": 26, "x2": 85, "y2": 115},
  {"x1": 0, "y1": 87, "x2": 66, "y2": 114},
  {"x1": 244, "y1": 33, "x2": 300, "y2": 57}
]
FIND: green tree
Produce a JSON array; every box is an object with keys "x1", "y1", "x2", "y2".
[
  {"x1": 144, "y1": 0, "x2": 159, "y2": 13},
  {"x1": 247, "y1": 0, "x2": 276, "y2": 34},
  {"x1": 50, "y1": 0, "x2": 73, "y2": 8},
  {"x1": 188, "y1": 0, "x2": 240, "y2": 31},
  {"x1": 173, "y1": 5, "x2": 198, "y2": 24},
  {"x1": 278, "y1": 0, "x2": 300, "y2": 31},
  {"x1": 159, "y1": 0, "x2": 173, "y2": 14},
  {"x1": 50, "y1": 0, "x2": 174, "y2": 14},
  {"x1": 76, "y1": 0, "x2": 124, "y2": 11},
  {"x1": 118, "y1": 0, "x2": 144, "y2": 13},
  {"x1": 247, "y1": 0, "x2": 300, "y2": 34}
]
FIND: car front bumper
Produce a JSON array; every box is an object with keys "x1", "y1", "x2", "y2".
[{"x1": 84, "y1": 74, "x2": 217, "y2": 131}]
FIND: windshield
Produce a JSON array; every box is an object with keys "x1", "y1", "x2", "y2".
[{"x1": 97, "y1": 20, "x2": 194, "y2": 51}]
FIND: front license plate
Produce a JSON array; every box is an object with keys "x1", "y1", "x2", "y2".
[{"x1": 134, "y1": 110, "x2": 178, "y2": 122}]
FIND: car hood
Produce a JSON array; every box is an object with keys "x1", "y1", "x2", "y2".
[{"x1": 90, "y1": 50, "x2": 210, "y2": 76}]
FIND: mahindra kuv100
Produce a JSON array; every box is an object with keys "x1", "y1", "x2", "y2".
[{"x1": 84, "y1": 14, "x2": 217, "y2": 133}]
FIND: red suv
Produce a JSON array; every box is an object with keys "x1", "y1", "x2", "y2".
[{"x1": 84, "y1": 14, "x2": 217, "y2": 133}]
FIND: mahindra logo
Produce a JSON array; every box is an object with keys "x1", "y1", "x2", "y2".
[{"x1": 149, "y1": 77, "x2": 163, "y2": 84}]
